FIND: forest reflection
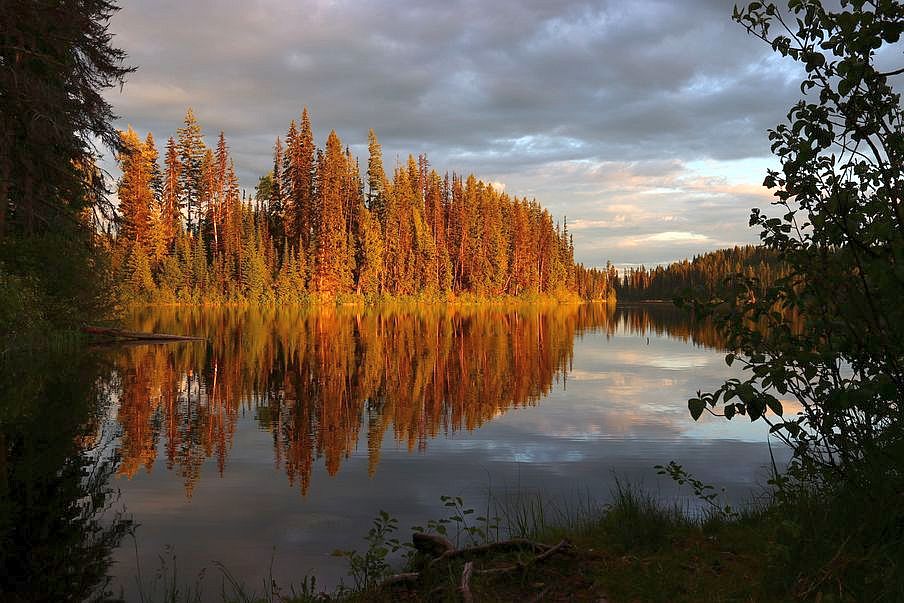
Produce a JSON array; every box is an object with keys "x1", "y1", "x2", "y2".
[{"x1": 115, "y1": 302, "x2": 723, "y2": 496}]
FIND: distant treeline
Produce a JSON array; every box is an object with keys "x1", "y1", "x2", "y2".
[
  {"x1": 113, "y1": 108, "x2": 616, "y2": 304},
  {"x1": 615, "y1": 245, "x2": 788, "y2": 301}
]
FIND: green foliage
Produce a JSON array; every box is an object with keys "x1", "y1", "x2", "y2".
[
  {"x1": 122, "y1": 243, "x2": 156, "y2": 303},
  {"x1": 685, "y1": 3, "x2": 904, "y2": 597},
  {"x1": 691, "y1": 0, "x2": 904, "y2": 483},
  {"x1": 331, "y1": 510, "x2": 406, "y2": 591},
  {"x1": 412, "y1": 495, "x2": 501, "y2": 548},
  {"x1": 0, "y1": 231, "x2": 113, "y2": 335},
  {"x1": 656, "y1": 461, "x2": 739, "y2": 521},
  {"x1": 0, "y1": 269, "x2": 47, "y2": 339},
  {"x1": 0, "y1": 0, "x2": 132, "y2": 236}
]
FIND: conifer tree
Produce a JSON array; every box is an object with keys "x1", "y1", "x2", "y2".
[
  {"x1": 146, "y1": 201, "x2": 168, "y2": 264},
  {"x1": 145, "y1": 132, "x2": 163, "y2": 202},
  {"x1": 366, "y1": 130, "x2": 389, "y2": 221},
  {"x1": 282, "y1": 121, "x2": 299, "y2": 242},
  {"x1": 200, "y1": 147, "x2": 216, "y2": 242},
  {"x1": 297, "y1": 109, "x2": 316, "y2": 254},
  {"x1": 269, "y1": 137, "x2": 284, "y2": 240},
  {"x1": 356, "y1": 208, "x2": 384, "y2": 295},
  {"x1": 177, "y1": 108, "x2": 206, "y2": 235},
  {"x1": 209, "y1": 132, "x2": 231, "y2": 254},
  {"x1": 1, "y1": 0, "x2": 133, "y2": 237},
  {"x1": 427, "y1": 171, "x2": 453, "y2": 292},
  {"x1": 313, "y1": 131, "x2": 352, "y2": 294},
  {"x1": 162, "y1": 136, "x2": 183, "y2": 248},
  {"x1": 126, "y1": 243, "x2": 155, "y2": 301},
  {"x1": 116, "y1": 126, "x2": 154, "y2": 248}
]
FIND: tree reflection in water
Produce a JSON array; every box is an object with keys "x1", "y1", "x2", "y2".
[
  {"x1": 113, "y1": 303, "x2": 720, "y2": 497},
  {"x1": 0, "y1": 347, "x2": 132, "y2": 602},
  {"x1": 0, "y1": 302, "x2": 724, "y2": 599}
]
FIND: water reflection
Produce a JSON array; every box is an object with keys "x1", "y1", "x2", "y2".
[
  {"x1": 2, "y1": 302, "x2": 757, "y2": 600},
  {"x1": 113, "y1": 303, "x2": 727, "y2": 497},
  {"x1": 113, "y1": 302, "x2": 791, "y2": 599},
  {"x1": 0, "y1": 348, "x2": 132, "y2": 602}
]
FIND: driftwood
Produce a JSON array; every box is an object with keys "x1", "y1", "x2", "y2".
[
  {"x1": 81, "y1": 326, "x2": 206, "y2": 342},
  {"x1": 430, "y1": 538, "x2": 557, "y2": 566},
  {"x1": 474, "y1": 539, "x2": 572, "y2": 576},
  {"x1": 381, "y1": 536, "x2": 573, "y2": 600},
  {"x1": 380, "y1": 572, "x2": 420, "y2": 587},
  {"x1": 459, "y1": 561, "x2": 474, "y2": 603}
]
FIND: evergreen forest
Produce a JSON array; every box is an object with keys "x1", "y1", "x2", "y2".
[
  {"x1": 616, "y1": 245, "x2": 788, "y2": 301},
  {"x1": 113, "y1": 109, "x2": 617, "y2": 305}
]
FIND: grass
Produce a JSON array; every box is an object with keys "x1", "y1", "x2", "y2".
[{"x1": 352, "y1": 481, "x2": 780, "y2": 602}]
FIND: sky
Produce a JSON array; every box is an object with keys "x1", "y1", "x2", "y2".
[{"x1": 103, "y1": 0, "x2": 807, "y2": 268}]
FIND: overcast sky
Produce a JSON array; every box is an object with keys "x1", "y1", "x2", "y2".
[{"x1": 104, "y1": 0, "x2": 807, "y2": 268}]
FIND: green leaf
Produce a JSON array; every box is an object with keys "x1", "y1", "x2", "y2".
[
  {"x1": 838, "y1": 77, "x2": 853, "y2": 96},
  {"x1": 689, "y1": 398, "x2": 705, "y2": 421},
  {"x1": 748, "y1": 398, "x2": 765, "y2": 421}
]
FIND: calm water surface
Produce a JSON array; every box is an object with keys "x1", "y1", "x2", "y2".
[{"x1": 2, "y1": 303, "x2": 791, "y2": 600}]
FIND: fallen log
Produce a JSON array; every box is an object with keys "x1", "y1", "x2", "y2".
[
  {"x1": 430, "y1": 538, "x2": 554, "y2": 566},
  {"x1": 379, "y1": 537, "x2": 574, "y2": 597},
  {"x1": 81, "y1": 326, "x2": 206, "y2": 342},
  {"x1": 381, "y1": 572, "x2": 421, "y2": 587},
  {"x1": 475, "y1": 539, "x2": 573, "y2": 576}
]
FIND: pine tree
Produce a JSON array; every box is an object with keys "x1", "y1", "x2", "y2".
[
  {"x1": 200, "y1": 147, "x2": 216, "y2": 244},
  {"x1": 426, "y1": 171, "x2": 453, "y2": 293},
  {"x1": 313, "y1": 131, "x2": 352, "y2": 294},
  {"x1": 282, "y1": 121, "x2": 299, "y2": 242},
  {"x1": 1, "y1": 0, "x2": 133, "y2": 237},
  {"x1": 209, "y1": 132, "x2": 231, "y2": 255},
  {"x1": 116, "y1": 126, "x2": 154, "y2": 249},
  {"x1": 366, "y1": 130, "x2": 389, "y2": 221},
  {"x1": 385, "y1": 162, "x2": 416, "y2": 294},
  {"x1": 146, "y1": 201, "x2": 168, "y2": 264},
  {"x1": 126, "y1": 243, "x2": 155, "y2": 301},
  {"x1": 241, "y1": 219, "x2": 269, "y2": 301},
  {"x1": 357, "y1": 208, "x2": 384, "y2": 295},
  {"x1": 297, "y1": 108, "x2": 316, "y2": 254},
  {"x1": 269, "y1": 137, "x2": 284, "y2": 241},
  {"x1": 162, "y1": 136, "x2": 183, "y2": 248},
  {"x1": 177, "y1": 108, "x2": 206, "y2": 235},
  {"x1": 145, "y1": 132, "x2": 163, "y2": 202}
]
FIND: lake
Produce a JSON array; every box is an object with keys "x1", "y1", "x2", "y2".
[{"x1": 1, "y1": 303, "x2": 790, "y2": 600}]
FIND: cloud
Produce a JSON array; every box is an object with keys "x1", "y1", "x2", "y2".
[
  {"x1": 104, "y1": 0, "x2": 803, "y2": 266},
  {"x1": 642, "y1": 231, "x2": 712, "y2": 243}
]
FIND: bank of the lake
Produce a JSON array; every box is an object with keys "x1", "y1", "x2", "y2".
[{"x1": 277, "y1": 470, "x2": 902, "y2": 602}]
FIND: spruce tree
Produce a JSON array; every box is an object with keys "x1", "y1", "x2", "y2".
[
  {"x1": 313, "y1": 131, "x2": 352, "y2": 294},
  {"x1": 162, "y1": 136, "x2": 183, "y2": 248},
  {"x1": 298, "y1": 108, "x2": 316, "y2": 254},
  {"x1": 177, "y1": 108, "x2": 206, "y2": 235},
  {"x1": 116, "y1": 126, "x2": 153, "y2": 248},
  {"x1": 366, "y1": 130, "x2": 389, "y2": 221},
  {"x1": 0, "y1": 0, "x2": 133, "y2": 237}
]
